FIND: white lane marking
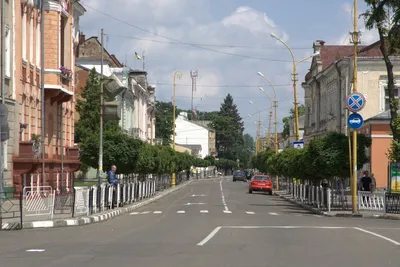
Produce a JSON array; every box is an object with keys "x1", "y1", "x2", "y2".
[
  {"x1": 177, "y1": 210, "x2": 185, "y2": 214},
  {"x1": 129, "y1": 212, "x2": 140, "y2": 215},
  {"x1": 200, "y1": 210, "x2": 209, "y2": 213},
  {"x1": 353, "y1": 227, "x2": 400, "y2": 246},
  {"x1": 197, "y1": 226, "x2": 222, "y2": 246},
  {"x1": 184, "y1": 202, "x2": 206, "y2": 205},
  {"x1": 220, "y1": 180, "x2": 229, "y2": 212},
  {"x1": 245, "y1": 211, "x2": 255, "y2": 215},
  {"x1": 223, "y1": 226, "x2": 348, "y2": 229},
  {"x1": 269, "y1": 212, "x2": 279, "y2": 216},
  {"x1": 153, "y1": 211, "x2": 162, "y2": 214},
  {"x1": 223, "y1": 210, "x2": 232, "y2": 214},
  {"x1": 140, "y1": 211, "x2": 150, "y2": 214},
  {"x1": 191, "y1": 194, "x2": 206, "y2": 197},
  {"x1": 26, "y1": 249, "x2": 46, "y2": 252}
]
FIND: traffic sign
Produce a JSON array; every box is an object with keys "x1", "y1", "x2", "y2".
[
  {"x1": 293, "y1": 141, "x2": 304, "y2": 149},
  {"x1": 347, "y1": 113, "x2": 364, "y2": 130},
  {"x1": 347, "y1": 92, "x2": 366, "y2": 112}
]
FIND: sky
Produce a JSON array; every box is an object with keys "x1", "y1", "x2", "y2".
[{"x1": 78, "y1": 0, "x2": 378, "y2": 138}]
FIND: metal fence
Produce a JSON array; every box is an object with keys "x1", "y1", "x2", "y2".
[
  {"x1": 1, "y1": 171, "x2": 206, "y2": 230},
  {"x1": 283, "y1": 182, "x2": 400, "y2": 213}
]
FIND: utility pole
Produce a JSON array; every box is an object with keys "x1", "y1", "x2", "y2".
[
  {"x1": 97, "y1": 29, "x2": 104, "y2": 186},
  {"x1": 40, "y1": 0, "x2": 45, "y2": 187},
  {"x1": 350, "y1": 0, "x2": 360, "y2": 214},
  {"x1": 172, "y1": 71, "x2": 182, "y2": 187},
  {"x1": 190, "y1": 70, "x2": 198, "y2": 120}
]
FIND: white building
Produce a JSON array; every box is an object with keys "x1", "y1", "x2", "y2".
[{"x1": 175, "y1": 112, "x2": 211, "y2": 158}]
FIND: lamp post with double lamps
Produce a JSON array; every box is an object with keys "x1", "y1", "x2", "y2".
[
  {"x1": 249, "y1": 101, "x2": 261, "y2": 154},
  {"x1": 270, "y1": 33, "x2": 319, "y2": 141},
  {"x1": 172, "y1": 71, "x2": 182, "y2": 187}
]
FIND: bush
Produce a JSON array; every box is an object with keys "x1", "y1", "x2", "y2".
[{"x1": 251, "y1": 132, "x2": 371, "y2": 181}]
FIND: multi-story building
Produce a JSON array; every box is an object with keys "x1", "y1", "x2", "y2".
[
  {"x1": 301, "y1": 40, "x2": 400, "y2": 144},
  {"x1": 75, "y1": 33, "x2": 156, "y2": 144},
  {"x1": 12, "y1": 0, "x2": 85, "y2": 193},
  {"x1": 175, "y1": 112, "x2": 216, "y2": 158},
  {"x1": 0, "y1": 0, "x2": 17, "y2": 193}
]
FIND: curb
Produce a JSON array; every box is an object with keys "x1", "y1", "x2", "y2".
[
  {"x1": 274, "y1": 192, "x2": 400, "y2": 220},
  {"x1": 2, "y1": 180, "x2": 193, "y2": 230}
]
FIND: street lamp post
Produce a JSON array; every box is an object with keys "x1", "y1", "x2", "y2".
[
  {"x1": 172, "y1": 71, "x2": 182, "y2": 187},
  {"x1": 270, "y1": 33, "x2": 319, "y2": 141},
  {"x1": 258, "y1": 74, "x2": 278, "y2": 154},
  {"x1": 258, "y1": 85, "x2": 276, "y2": 150},
  {"x1": 249, "y1": 101, "x2": 261, "y2": 154}
]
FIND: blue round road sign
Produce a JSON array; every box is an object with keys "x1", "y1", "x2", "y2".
[
  {"x1": 347, "y1": 92, "x2": 366, "y2": 112},
  {"x1": 347, "y1": 113, "x2": 364, "y2": 130}
]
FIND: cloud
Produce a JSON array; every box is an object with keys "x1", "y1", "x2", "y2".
[{"x1": 79, "y1": 0, "x2": 312, "y2": 136}]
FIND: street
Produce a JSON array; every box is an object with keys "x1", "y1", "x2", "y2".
[{"x1": 1, "y1": 177, "x2": 400, "y2": 267}]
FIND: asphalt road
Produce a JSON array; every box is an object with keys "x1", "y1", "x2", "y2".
[{"x1": 1, "y1": 177, "x2": 400, "y2": 267}]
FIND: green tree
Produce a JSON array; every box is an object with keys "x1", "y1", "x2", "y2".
[
  {"x1": 362, "y1": 0, "x2": 400, "y2": 159},
  {"x1": 210, "y1": 94, "x2": 244, "y2": 159},
  {"x1": 282, "y1": 104, "x2": 305, "y2": 140},
  {"x1": 155, "y1": 101, "x2": 174, "y2": 145}
]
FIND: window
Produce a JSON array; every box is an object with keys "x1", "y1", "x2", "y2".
[
  {"x1": 22, "y1": 10, "x2": 27, "y2": 60},
  {"x1": 36, "y1": 21, "x2": 40, "y2": 66},
  {"x1": 4, "y1": 26, "x2": 10, "y2": 77},
  {"x1": 29, "y1": 15, "x2": 33, "y2": 62},
  {"x1": 382, "y1": 85, "x2": 399, "y2": 111},
  {"x1": 60, "y1": 16, "x2": 67, "y2": 67}
]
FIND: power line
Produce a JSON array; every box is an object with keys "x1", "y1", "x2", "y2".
[
  {"x1": 106, "y1": 34, "x2": 311, "y2": 51},
  {"x1": 81, "y1": 3, "x2": 312, "y2": 63},
  {"x1": 149, "y1": 82, "x2": 292, "y2": 87}
]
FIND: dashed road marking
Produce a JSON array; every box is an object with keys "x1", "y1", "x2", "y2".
[
  {"x1": 177, "y1": 210, "x2": 185, "y2": 214},
  {"x1": 130, "y1": 212, "x2": 140, "y2": 215},
  {"x1": 140, "y1": 211, "x2": 151, "y2": 214},
  {"x1": 153, "y1": 211, "x2": 162, "y2": 214},
  {"x1": 26, "y1": 249, "x2": 46, "y2": 252},
  {"x1": 200, "y1": 210, "x2": 209, "y2": 213},
  {"x1": 269, "y1": 212, "x2": 279, "y2": 216},
  {"x1": 246, "y1": 211, "x2": 255, "y2": 215},
  {"x1": 223, "y1": 210, "x2": 232, "y2": 214}
]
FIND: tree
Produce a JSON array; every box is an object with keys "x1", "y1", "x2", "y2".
[
  {"x1": 210, "y1": 94, "x2": 244, "y2": 159},
  {"x1": 362, "y1": 0, "x2": 400, "y2": 159},
  {"x1": 281, "y1": 104, "x2": 305, "y2": 140},
  {"x1": 155, "y1": 101, "x2": 174, "y2": 145}
]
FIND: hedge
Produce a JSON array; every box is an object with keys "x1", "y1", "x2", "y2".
[
  {"x1": 79, "y1": 130, "x2": 238, "y2": 175},
  {"x1": 251, "y1": 132, "x2": 372, "y2": 181}
]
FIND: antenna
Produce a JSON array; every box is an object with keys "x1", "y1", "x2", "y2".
[{"x1": 190, "y1": 69, "x2": 198, "y2": 120}]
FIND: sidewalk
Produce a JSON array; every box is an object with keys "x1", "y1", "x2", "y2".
[
  {"x1": 1, "y1": 180, "x2": 194, "y2": 230},
  {"x1": 274, "y1": 190, "x2": 400, "y2": 221}
]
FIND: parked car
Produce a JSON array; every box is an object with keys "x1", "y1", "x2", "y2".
[
  {"x1": 233, "y1": 170, "x2": 246, "y2": 182},
  {"x1": 248, "y1": 175, "x2": 273, "y2": 195}
]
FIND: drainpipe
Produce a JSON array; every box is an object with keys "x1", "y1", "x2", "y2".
[
  {"x1": 0, "y1": 0, "x2": 5, "y2": 196},
  {"x1": 60, "y1": 104, "x2": 63, "y2": 191},
  {"x1": 40, "y1": 0, "x2": 45, "y2": 187},
  {"x1": 334, "y1": 61, "x2": 342, "y2": 132}
]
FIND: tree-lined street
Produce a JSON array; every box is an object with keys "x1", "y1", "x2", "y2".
[{"x1": 1, "y1": 178, "x2": 400, "y2": 267}]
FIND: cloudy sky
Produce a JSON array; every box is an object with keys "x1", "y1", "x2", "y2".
[{"x1": 79, "y1": 0, "x2": 378, "y2": 138}]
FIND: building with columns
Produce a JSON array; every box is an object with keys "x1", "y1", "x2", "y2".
[{"x1": 12, "y1": 0, "x2": 85, "y2": 194}]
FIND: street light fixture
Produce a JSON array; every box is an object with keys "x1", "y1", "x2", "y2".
[
  {"x1": 270, "y1": 33, "x2": 320, "y2": 141},
  {"x1": 249, "y1": 101, "x2": 261, "y2": 154},
  {"x1": 258, "y1": 87, "x2": 273, "y2": 148}
]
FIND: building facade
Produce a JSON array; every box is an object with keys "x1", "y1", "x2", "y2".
[
  {"x1": 13, "y1": 0, "x2": 85, "y2": 193},
  {"x1": 76, "y1": 34, "x2": 156, "y2": 143},
  {"x1": 302, "y1": 40, "x2": 400, "y2": 144},
  {"x1": 1, "y1": 0, "x2": 17, "y2": 192}
]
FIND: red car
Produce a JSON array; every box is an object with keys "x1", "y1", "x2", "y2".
[{"x1": 248, "y1": 175, "x2": 273, "y2": 195}]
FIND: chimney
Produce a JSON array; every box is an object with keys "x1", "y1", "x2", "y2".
[
  {"x1": 79, "y1": 32, "x2": 86, "y2": 45},
  {"x1": 313, "y1": 40, "x2": 325, "y2": 54}
]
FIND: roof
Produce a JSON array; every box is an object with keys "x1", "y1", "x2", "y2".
[
  {"x1": 176, "y1": 144, "x2": 202, "y2": 150},
  {"x1": 80, "y1": 36, "x2": 123, "y2": 67},
  {"x1": 365, "y1": 110, "x2": 391, "y2": 122}
]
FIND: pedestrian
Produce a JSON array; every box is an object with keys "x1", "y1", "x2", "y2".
[
  {"x1": 370, "y1": 173, "x2": 377, "y2": 193},
  {"x1": 186, "y1": 169, "x2": 190, "y2": 181},
  {"x1": 107, "y1": 165, "x2": 118, "y2": 208},
  {"x1": 360, "y1": 170, "x2": 372, "y2": 206}
]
